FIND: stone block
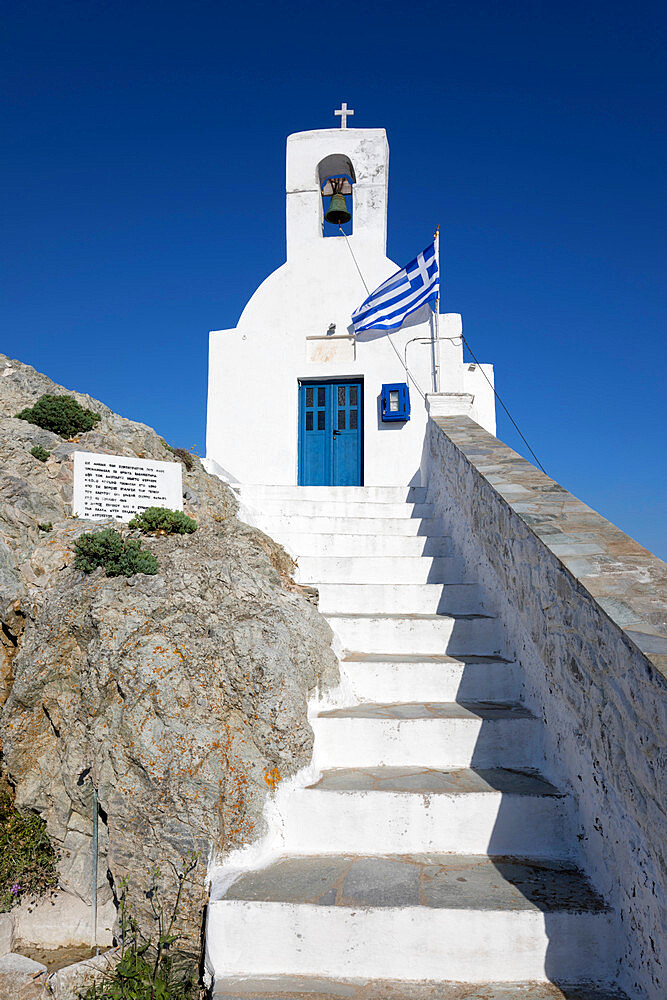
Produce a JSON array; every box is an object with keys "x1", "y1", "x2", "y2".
[
  {"x1": 0, "y1": 952, "x2": 47, "y2": 1000},
  {"x1": 47, "y1": 947, "x2": 120, "y2": 1000},
  {"x1": 0, "y1": 914, "x2": 13, "y2": 958},
  {"x1": 14, "y1": 892, "x2": 115, "y2": 950}
]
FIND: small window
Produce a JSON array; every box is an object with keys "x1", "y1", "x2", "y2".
[
  {"x1": 389, "y1": 389, "x2": 400, "y2": 413},
  {"x1": 349, "y1": 409, "x2": 358, "y2": 430},
  {"x1": 317, "y1": 411, "x2": 325, "y2": 430},
  {"x1": 338, "y1": 386, "x2": 345, "y2": 405},
  {"x1": 317, "y1": 387, "x2": 326, "y2": 407},
  {"x1": 306, "y1": 387, "x2": 313, "y2": 407},
  {"x1": 338, "y1": 410, "x2": 346, "y2": 430},
  {"x1": 350, "y1": 386, "x2": 357, "y2": 406},
  {"x1": 306, "y1": 411, "x2": 313, "y2": 431}
]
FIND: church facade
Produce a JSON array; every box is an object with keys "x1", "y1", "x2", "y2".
[{"x1": 205, "y1": 118, "x2": 495, "y2": 486}]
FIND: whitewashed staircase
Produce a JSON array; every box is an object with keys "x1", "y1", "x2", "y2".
[{"x1": 207, "y1": 486, "x2": 625, "y2": 1000}]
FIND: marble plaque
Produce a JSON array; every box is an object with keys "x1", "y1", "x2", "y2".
[
  {"x1": 73, "y1": 451, "x2": 183, "y2": 522},
  {"x1": 305, "y1": 334, "x2": 356, "y2": 364}
]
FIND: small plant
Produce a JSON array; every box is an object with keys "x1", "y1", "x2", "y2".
[
  {"x1": 30, "y1": 444, "x2": 50, "y2": 462},
  {"x1": 38, "y1": 522, "x2": 53, "y2": 532},
  {"x1": 0, "y1": 785, "x2": 58, "y2": 912},
  {"x1": 83, "y1": 855, "x2": 200, "y2": 1000},
  {"x1": 128, "y1": 507, "x2": 197, "y2": 536},
  {"x1": 74, "y1": 529, "x2": 158, "y2": 578},
  {"x1": 16, "y1": 394, "x2": 101, "y2": 438},
  {"x1": 171, "y1": 447, "x2": 195, "y2": 472}
]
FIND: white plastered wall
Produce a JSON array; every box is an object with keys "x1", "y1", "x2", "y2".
[{"x1": 206, "y1": 126, "x2": 495, "y2": 485}]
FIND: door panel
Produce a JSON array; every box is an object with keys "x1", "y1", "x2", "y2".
[
  {"x1": 299, "y1": 380, "x2": 362, "y2": 486},
  {"x1": 299, "y1": 384, "x2": 329, "y2": 486},
  {"x1": 332, "y1": 383, "x2": 361, "y2": 486}
]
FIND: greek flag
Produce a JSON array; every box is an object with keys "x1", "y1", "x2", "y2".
[{"x1": 352, "y1": 242, "x2": 439, "y2": 333}]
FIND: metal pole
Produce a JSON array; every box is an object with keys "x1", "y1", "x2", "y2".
[
  {"x1": 429, "y1": 312, "x2": 438, "y2": 394},
  {"x1": 434, "y1": 226, "x2": 441, "y2": 394},
  {"x1": 91, "y1": 786, "x2": 98, "y2": 951}
]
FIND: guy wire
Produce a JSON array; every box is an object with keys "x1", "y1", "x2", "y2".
[{"x1": 338, "y1": 225, "x2": 426, "y2": 400}]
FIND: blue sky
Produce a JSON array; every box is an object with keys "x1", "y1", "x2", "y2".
[{"x1": 2, "y1": 1, "x2": 665, "y2": 557}]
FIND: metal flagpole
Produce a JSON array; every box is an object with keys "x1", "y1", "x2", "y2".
[{"x1": 433, "y1": 225, "x2": 441, "y2": 393}]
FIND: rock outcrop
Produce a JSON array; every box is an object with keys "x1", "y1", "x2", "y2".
[{"x1": 0, "y1": 354, "x2": 338, "y2": 954}]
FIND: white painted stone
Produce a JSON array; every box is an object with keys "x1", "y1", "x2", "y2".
[
  {"x1": 256, "y1": 514, "x2": 445, "y2": 537},
  {"x1": 235, "y1": 485, "x2": 428, "y2": 503},
  {"x1": 207, "y1": 902, "x2": 612, "y2": 982},
  {"x1": 305, "y1": 334, "x2": 355, "y2": 363},
  {"x1": 271, "y1": 531, "x2": 452, "y2": 559},
  {"x1": 296, "y1": 556, "x2": 460, "y2": 586},
  {"x1": 250, "y1": 499, "x2": 435, "y2": 519},
  {"x1": 339, "y1": 656, "x2": 519, "y2": 704},
  {"x1": 315, "y1": 583, "x2": 484, "y2": 615},
  {"x1": 426, "y1": 370, "x2": 496, "y2": 436},
  {"x1": 426, "y1": 392, "x2": 475, "y2": 417},
  {"x1": 462, "y1": 365, "x2": 497, "y2": 434},
  {"x1": 72, "y1": 451, "x2": 182, "y2": 522},
  {"x1": 280, "y1": 788, "x2": 572, "y2": 857},
  {"x1": 311, "y1": 714, "x2": 543, "y2": 770},
  {"x1": 205, "y1": 483, "x2": 621, "y2": 995},
  {"x1": 325, "y1": 613, "x2": 503, "y2": 656}
]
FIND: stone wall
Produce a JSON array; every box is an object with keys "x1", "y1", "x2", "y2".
[
  {"x1": 0, "y1": 353, "x2": 339, "y2": 958},
  {"x1": 422, "y1": 414, "x2": 666, "y2": 1000}
]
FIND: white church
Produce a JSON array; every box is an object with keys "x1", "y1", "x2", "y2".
[
  {"x1": 205, "y1": 106, "x2": 496, "y2": 487},
  {"x1": 203, "y1": 110, "x2": 662, "y2": 1000}
]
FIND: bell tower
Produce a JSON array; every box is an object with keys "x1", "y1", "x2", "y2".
[{"x1": 285, "y1": 123, "x2": 389, "y2": 263}]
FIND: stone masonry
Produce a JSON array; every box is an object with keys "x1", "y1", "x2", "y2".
[{"x1": 422, "y1": 414, "x2": 666, "y2": 1000}]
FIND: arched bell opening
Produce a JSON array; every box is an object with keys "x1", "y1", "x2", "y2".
[{"x1": 317, "y1": 154, "x2": 355, "y2": 238}]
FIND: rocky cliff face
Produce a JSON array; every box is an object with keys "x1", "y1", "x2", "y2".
[{"x1": 0, "y1": 354, "x2": 338, "y2": 953}]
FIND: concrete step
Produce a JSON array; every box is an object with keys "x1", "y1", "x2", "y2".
[
  {"x1": 207, "y1": 854, "x2": 613, "y2": 983},
  {"x1": 326, "y1": 613, "x2": 503, "y2": 657},
  {"x1": 316, "y1": 583, "x2": 485, "y2": 615},
  {"x1": 340, "y1": 653, "x2": 520, "y2": 704},
  {"x1": 235, "y1": 485, "x2": 428, "y2": 503},
  {"x1": 268, "y1": 532, "x2": 453, "y2": 559},
  {"x1": 211, "y1": 978, "x2": 629, "y2": 999},
  {"x1": 246, "y1": 499, "x2": 435, "y2": 519},
  {"x1": 280, "y1": 767, "x2": 572, "y2": 857},
  {"x1": 257, "y1": 515, "x2": 445, "y2": 537},
  {"x1": 312, "y1": 702, "x2": 543, "y2": 769},
  {"x1": 297, "y1": 557, "x2": 462, "y2": 586}
]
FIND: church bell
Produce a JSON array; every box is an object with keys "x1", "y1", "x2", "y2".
[
  {"x1": 325, "y1": 193, "x2": 351, "y2": 226},
  {"x1": 322, "y1": 174, "x2": 353, "y2": 226}
]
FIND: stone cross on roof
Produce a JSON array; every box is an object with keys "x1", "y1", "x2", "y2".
[{"x1": 334, "y1": 102, "x2": 354, "y2": 128}]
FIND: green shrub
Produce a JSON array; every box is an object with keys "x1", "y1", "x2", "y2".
[
  {"x1": 0, "y1": 785, "x2": 58, "y2": 912},
  {"x1": 128, "y1": 507, "x2": 197, "y2": 536},
  {"x1": 17, "y1": 394, "x2": 101, "y2": 438},
  {"x1": 83, "y1": 856, "x2": 200, "y2": 1000},
  {"x1": 29, "y1": 444, "x2": 50, "y2": 462},
  {"x1": 74, "y1": 529, "x2": 158, "y2": 578},
  {"x1": 38, "y1": 522, "x2": 53, "y2": 532}
]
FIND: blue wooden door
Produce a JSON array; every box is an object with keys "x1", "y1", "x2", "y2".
[
  {"x1": 299, "y1": 380, "x2": 362, "y2": 486},
  {"x1": 332, "y1": 383, "x2": 361, "y2": 486}
]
